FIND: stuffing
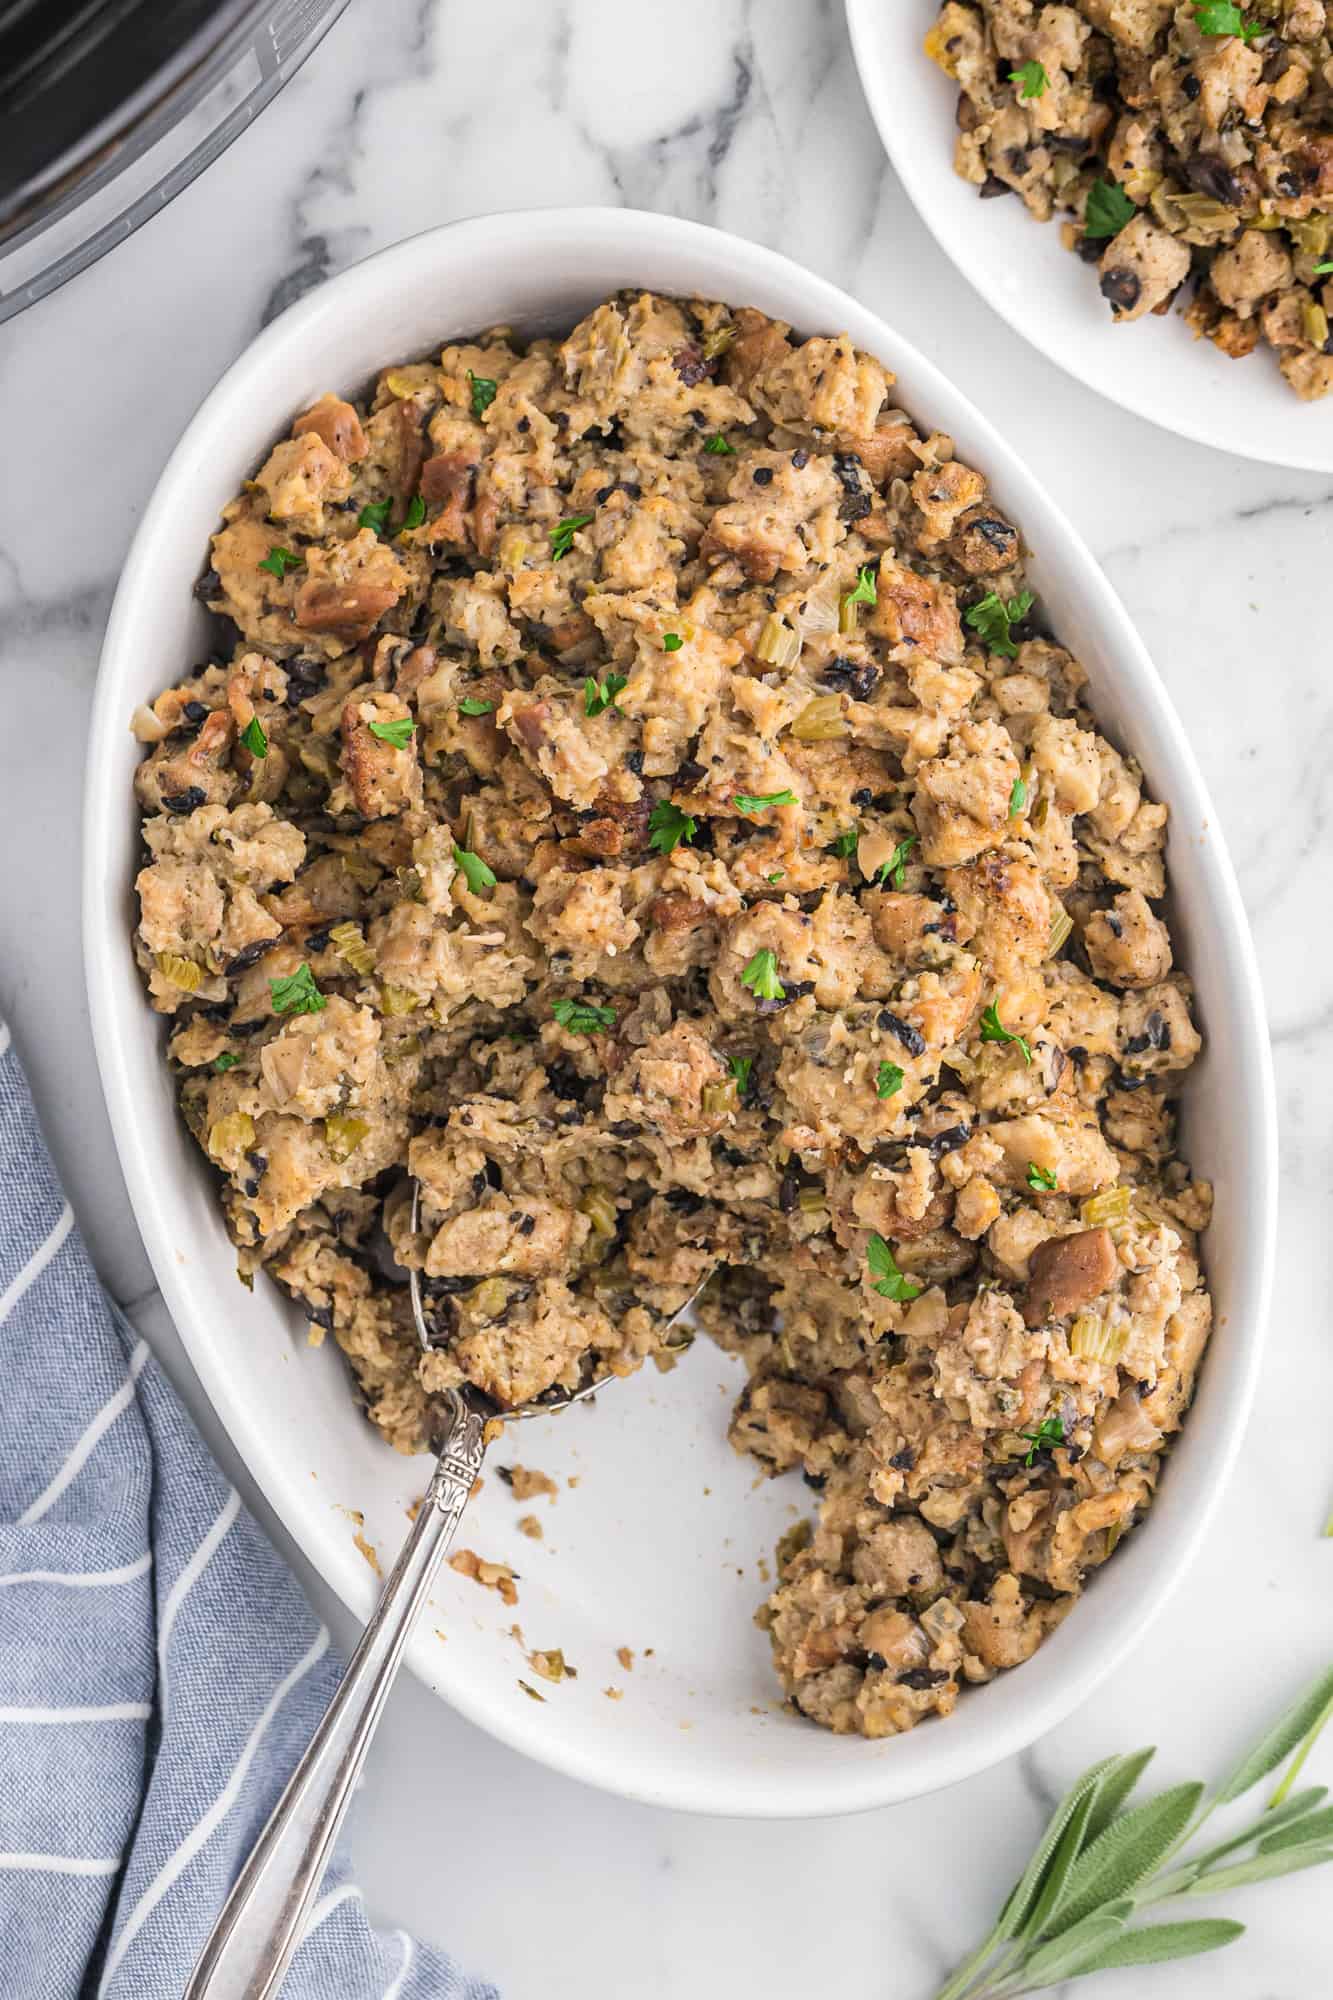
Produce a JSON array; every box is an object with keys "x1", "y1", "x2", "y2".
[
  {"x1": 930, "y1": 0, "x2": 1333, "y2": 396},
  {"x1": 133, "y1": 291, "x2": 1210, "y2": 1742}
]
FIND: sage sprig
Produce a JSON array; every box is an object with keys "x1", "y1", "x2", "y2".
[{"x1": 934, "y1": 1665, "x2": 1333, "y2": 2000}]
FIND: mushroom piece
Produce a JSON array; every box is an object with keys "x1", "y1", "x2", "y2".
[{"x1": 1023, "y1": 1226, "x2": 1118, "y2": 1328}]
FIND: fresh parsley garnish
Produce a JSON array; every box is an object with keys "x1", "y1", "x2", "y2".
[
  {"x1": 740, "y1": 949, "x2": 785, "y2": 1002},
  {"x1": 269, "y1": 963, "x2": 326, "y2": 1016},
  {"x1": 551, "y1": 997, "x2": 616, "y2": 1035},
  {"x1": 647, "y1": 801, "x2": 696, "y2": 854},
  {"x1": 733, "y1": 790, "x2": 796, "y2": 814},
  {"x1": 458, "y1": 697, "x2": 495, "y2": 716},
  {"x1": 468, "y1": 370, "x2": 498, "y2": 420},
  {"x1": 832, "y1": 826, "x2": 859, "y2": 859},
  {"x1": 1314, "y1": 260, "x2": 1333, "y2": 275},
  {"x1": 549, "y1": 512, "x2": 594, "y2": 561},
  {"x1": 980, "y1": 999, "x2": 1032, "y2": 1065},
  {"x1": 584, "y1": 673, "x2": 628, "y2": 718},
  {"x1": 240, "y1": 715, "x2": 268, "y2": 759},
  {"x1": 766, "y1": 871, "x2": 784, "y2": 883},
  {"x1": 663, "y1": 632, "x2": 683, "y2": 652},
  {"x1": 866, "y1": 1231, "x2": 922, "y2": 1301},
  {"x1": 1009, "y1": 774, "x2": 1028, "y2": 815},
  {"x1": 1193, "y1": 1, "x2": 1265, "y2": 38},
  {"x1": 727, "y1": 1055, "x2": 753, "y2": 1094},
  {"x1": 1019, "y1": 1414, "x2": 1065, "y2": 1466},
  {"x1": 1027, "y1": 1162, "x2": 1058, "y2": 1192},
  {"x1": 368, "y1": 716, "x2": 415, "y2": 750},
  {"x1": 358, "y1": 499, "x2": 393, "y2": 536},
  {"x1": 877, "y1": 836, "x2": 917, "y2": 891},
  {"x1": 1083, "y1": 178, "x2": 1137, "y2": 241},
  {"x1": 1008, "y1": 59, "x2": 1048, "y2": 97},
  {"x1": 213, "y1": 1052, "x2": 240, "y2": 1073},
  {"x1": 876, "y1": 1061, "x2": 905, "y2": 1101},
  {"x1": 452, "y1": 844, "x2": 497, "y2": 895},
  {"x1": 401, "y1": 494, "x2": 427, "y2": 532},
  {"x1": 843, "y1": 564, "x2": 878, "y2": 612},
  {"x1": 258, "y1": 546, "x2": 304, "y2": 579},
  {"x1": 703, "y1": 433, "x2": 736, "y2": 455},
  {"x1": 965, "y1": 589, "x2": 1034, "y2": 657}
]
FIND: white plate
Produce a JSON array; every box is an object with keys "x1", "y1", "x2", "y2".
[
  {"x1": 84, "y1": 208, "x2": 1276, "y2": 1816},
  {"x1": 846, "y1": 0, "x2": 1333, "y2": 471}
]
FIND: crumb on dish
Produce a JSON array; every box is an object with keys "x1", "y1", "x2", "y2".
[{"x1": 448, "y1": 1547, "x2": 518, "y2": 1606}]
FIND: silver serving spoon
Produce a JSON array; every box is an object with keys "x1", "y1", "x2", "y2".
[{"x1": 185, "y1": 1188, "x2": 708, "y2": 2000}]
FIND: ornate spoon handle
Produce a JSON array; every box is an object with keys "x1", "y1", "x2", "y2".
[{"x1": 184, "y1": 1392, "x2": 487, "y2": 2000}]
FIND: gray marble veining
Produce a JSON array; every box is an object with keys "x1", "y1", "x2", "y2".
[{"x1": 2, "y1": 2, "x2": 1330, "y2": 1994}]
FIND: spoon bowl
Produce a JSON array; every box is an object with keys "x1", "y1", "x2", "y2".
[{"x1": 406, "y1": 1178, "x2": 632, "y2": 1428}]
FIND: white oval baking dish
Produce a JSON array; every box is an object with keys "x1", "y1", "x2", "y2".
[{"x1": 84, "y1": 208, "x2": 1276, "y2": 1816}]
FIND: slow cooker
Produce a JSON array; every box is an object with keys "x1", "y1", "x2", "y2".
[{"x1": 0, "y1": 0, "x2": 351, "y2": 322}]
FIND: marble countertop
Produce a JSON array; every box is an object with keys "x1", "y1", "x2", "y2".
[{"x1": 2, "y1": 2, "x2": 1331, "y2": 1994}]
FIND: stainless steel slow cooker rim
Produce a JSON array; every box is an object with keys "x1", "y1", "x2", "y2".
[
  {"x1": 0, "y1": 0, "x2": 260, "y2": 239},
  {"x1": 0, "y1": 0, "x2": 351, "y2": 323}
]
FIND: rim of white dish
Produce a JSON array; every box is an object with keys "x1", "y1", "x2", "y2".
[
  {"x1": 845, "y1": 0, "x2": 1333, "y2": 474},
  {"x1": 84, "y1": 207, "x2": 1278, "y2": 1816}
]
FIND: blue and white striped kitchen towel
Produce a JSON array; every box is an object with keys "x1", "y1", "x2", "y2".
[{"x1": 0, "y1": 1019, "x2": 496, "y2": 2000}]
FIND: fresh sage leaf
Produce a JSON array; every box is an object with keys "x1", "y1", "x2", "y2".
[
  {"x1": 994, "y1": 1759, "x2": 1120, "y2": 1940},
  {"x1": 931, "y1": 1670, "x2": 1333, "y2": 2000},
  {"x1": 1182, "y1": 1843, "x2": 1333, "y2": 1894},
  {"x1": 1080, "y1": 1917, "x2": 1245, "y2": 1971},
  {"x1": 1257, "y1": 1802, "x2": 1333, "y2": 1853},
  {"x1": 1082, "y1": 1746, "x2": 1157, "y2": 1846},
  {"x1": 1047, "y1": 1784, "x2": 1204, "y2": 1936},
  {"x1": 1216, "y1": 1666, "x2": 1333, "y2": 1804},
  {"x1": 1269, "y1": 1685, "x2": 1333, "y2": 1806},
  {"x1": 1018, "y1": 1788, "x2": 1098, "y2": 1940},
  {"x1": 1019, "y1": 1913, "x2": 1128, "y2": 1986},
  {"x1": 1183, "y1": 1788, "x2": 1328, "y2": 1877}
]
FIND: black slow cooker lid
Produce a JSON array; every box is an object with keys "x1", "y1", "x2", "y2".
[{"x1": 0, "y1": 0, "x2": 259, "y2": 232}]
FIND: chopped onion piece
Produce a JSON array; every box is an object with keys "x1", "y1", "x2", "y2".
[
  {"x1": 1093, "y1": 1386, "x2": 1162, "y2": 1462},
  {"x1": 797, "y1": 584, "x2": 839, "y2": 637},
  {"x1": 132, "y1": 704, "x2": 170, "y2": 744},
  {"x1": 941, "y1": 1044, "x2": 977, "y2": 1083}
]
